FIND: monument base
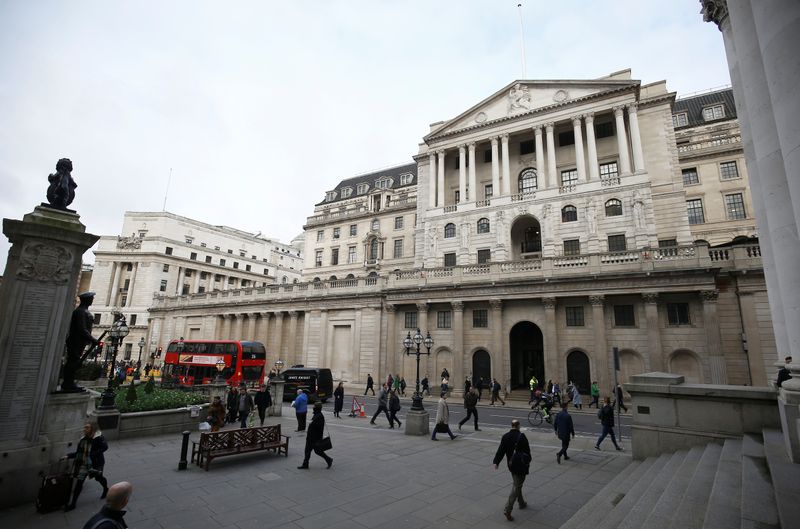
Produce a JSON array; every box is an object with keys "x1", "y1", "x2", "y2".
[
  {"x1": 269, "y1": 380, "x2": 285, "y2": 417},
  {"x1": 404, "y1": 409, "x2": 430, "y2": 436},
  {"x1": 90, "y1": 407, "x2": 121, "y2": 441}
]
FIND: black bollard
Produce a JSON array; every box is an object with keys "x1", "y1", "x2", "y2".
[{"x1": 178, "y1": 430, "x2": 190, "y2": 470}]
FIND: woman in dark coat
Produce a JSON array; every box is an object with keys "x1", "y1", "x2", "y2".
[
  {"x1": 333, "y1": 382, "x2": 344, "y2": 418},
  {"x1": 226, "y1": 386, "x2": 239, "y2": 423},
  {"x1": 64, "y1": 422, "x2": 109, "y2": 511},
  {"x1": 254, "y1": 385, "x2": 272, "y2": 426},
  {"x1": 297, "y1": 402, "x2": 333, "y2": 469}
]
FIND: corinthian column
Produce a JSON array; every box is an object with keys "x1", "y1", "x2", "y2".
[
  {"x1": 458, "y1": 145, "x2": 466, "y2": 203},
  {"x1": 613, "y1": 106, "x2": 632, "y2": 175},
  {"x1": 584, "y1": 113, "x2": 599, "y2": 180},
  {"x1": 467, "y1": 142, "x2": 477, "y2": 201},
  {"x1": 572, "y1": 116, "x2": 587, "y2": 182},
  {"x1": 501, "y1": 134, "x2": 511, "y2": 195},
  {"x1": 589, "y1": 295, "x2": 609, "y2": 391},
  {"x1": 534, "y1": 126, "x2": 545, "y2": 189},
  {"x1": 437, "y1": 150, "x2": 445, "y2": 207},
  {"x1": 545, "y1": 123, "x2": 557, "y2": 188},
  {"x1": 490, "y1": 138, "x2": 500, "y2": 197},
  {"x1": 428, "y1": 153, "x2": 437, "y2": 208},
  {"x1": 627, "y1": 103, "x2": 645, "y2": 172}
]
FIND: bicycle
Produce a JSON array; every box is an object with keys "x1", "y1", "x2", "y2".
[{"x1": 528, "y1": 405, "x2": 544, "y2": 427}]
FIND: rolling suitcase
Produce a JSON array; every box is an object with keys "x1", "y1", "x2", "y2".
[{"x1": 35, "y1": 461, "x2": 73, "y2": 513}]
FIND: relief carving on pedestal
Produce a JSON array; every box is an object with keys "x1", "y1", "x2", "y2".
[{"x1": 17, "y1": 241, "x2": 73, "y2": 283}]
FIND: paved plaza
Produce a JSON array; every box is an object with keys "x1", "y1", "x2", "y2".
[{"x1": 2, "y1": 405, "x2": 630, "y2": 529}]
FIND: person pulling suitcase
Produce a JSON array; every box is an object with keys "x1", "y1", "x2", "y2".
[{"x1": 62, "y1": 422, "x2": 109, "y2": 511}]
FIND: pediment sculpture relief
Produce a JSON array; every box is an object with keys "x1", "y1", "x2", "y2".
[{"x1": 508, "y1": 83, "x2": 532, "y2": 114}]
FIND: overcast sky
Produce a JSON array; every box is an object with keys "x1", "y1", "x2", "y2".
[{"x1": 0, "y1": 0, "x2": 731, "y2": 270}]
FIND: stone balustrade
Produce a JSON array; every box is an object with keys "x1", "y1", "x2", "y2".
[{"x1": 677, "y1": 134, "x2": 741, "y2": 153}]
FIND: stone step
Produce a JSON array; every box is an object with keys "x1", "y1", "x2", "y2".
[
  {"x1": 668, "y1": 442, "x2": 723, "y2": 529},
  {"x1": 616, "y1": 450, "x2": 689, "y2": 529},
  {"x1": 741, "y1": 432, "x2": 780, "y2": 529},
  {"x1": 762, "y1": 428, "x2": 800, "y2": 529},
  {"x1": 641, "y1": 445, "x2": 706, "y2": 529},
  {"x1": 702, "y1": 438, "x2": 742, "y2": 529},
  {"x1": 596, "y1": 453, "x2": 672, "y2": 529},
  {"x1": 559, "y1": 457, "x2": 648, "y2": 529}
]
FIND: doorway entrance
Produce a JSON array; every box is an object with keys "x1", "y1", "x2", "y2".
[
  {"x1": 472, "y1": 350, "x2": 491, "y2": 389},
  {"x1": 509, "y1": 322, "x2": 544, "y2": 389},
  {"x1": 566, "y1": 350, "x2": 591, "y2": 395}
]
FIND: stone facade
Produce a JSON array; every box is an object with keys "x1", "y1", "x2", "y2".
[{"x1": 148, "y1": 70, "x2": 778, "y2": 394}]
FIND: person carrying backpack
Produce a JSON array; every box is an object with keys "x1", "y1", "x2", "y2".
[{"x1": 492, "y1": 420, "x2": 531, "y2": 521}]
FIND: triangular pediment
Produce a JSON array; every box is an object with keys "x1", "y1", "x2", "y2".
[{"x1": 425, "y1": 78, "x2": 639, "y2": 141}]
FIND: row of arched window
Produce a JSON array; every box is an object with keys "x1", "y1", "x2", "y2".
[
  {"x1": 562, "y1": 199, "x2": 623, "y2": 222},
  {"x1": 443, "y1": 218, "x2": 492, "y2": 239}
]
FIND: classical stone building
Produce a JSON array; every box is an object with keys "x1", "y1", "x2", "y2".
[
  {"x1": 148, "y1": 70, "x2": 776, "y2": 396},
  {"x1": 89, "y1": 211, "x2": 302, "y2": 360}
]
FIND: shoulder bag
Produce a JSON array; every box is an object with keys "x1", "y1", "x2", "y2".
[{"x1": 316, "y1": 418, "x2": 332, "y2": 452}]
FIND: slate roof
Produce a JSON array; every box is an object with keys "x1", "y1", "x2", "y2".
[
  {"x1": 673, "y1": 88, "x2": 737, "y2": 128},
  {"x1": 316, "y1": 162, "x2": 418, "y2": 206}
]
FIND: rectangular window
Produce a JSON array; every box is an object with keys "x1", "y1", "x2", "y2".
[
  {"x1": 561, "y1": 169, "x2": 578, "y2": 186},
  {"x1": 228, "y1": 277, "x2": 235, "y2": 285},
  {"x1": 565, "y1": 306, "x2": 584, "y2": 326},
  {"x1": 263, "y1": 269, "x2": 269, "y2": 275},
  {"x1": 703, "y1": 105, "x2": 725, "y2": 121},
  {"x1": 393, "y1": 239, "x2": 403, "y2": 258},
  {"x1": 719, "y1": 161, "x2": 739, "y2": 180},
  {"x1": 608, "y1": 234, "x2": 627, "y2": 252},
  {"x1": 198, "y1": 286, "x2": 205, "y2": 293},
  {"x1": 199, "y1": 271, "x2": 207, "y2": 279},
  {"x1": 245, "y1": 264, "x2": 251, "y2": 272},
  {"x1": 185, "y1": 238, "x2": 193, "y2": 245},
  {"x1": 454, "y1": 190, "x2": 460, "y2": 203},
  {"x1": 667, "y1": 303, "x2": 690, "y2": 325},
  {"x1": 129, "y1": 314, "x2": 137, "y2": 326},
  {"x1": 233, "y1": 262, "x2": 239, "y2": 269},
  {"x1": 477, "y1": 249, "x2": 491, "y2": 264},
  {"x1": 444, "y1": 253, "x2": 456, "y2": 267},
  {"x1": 349, "y1": 224, "x2": 357, "y2": 236},
  {"x1": 331, "y1": 248, "x2": 339, "y2": 265},
  {"x1": 162, "y1": 264, "x2": 169, "y2": 272},
  {"x1": 404, "y1": 311, "x2": 418, "y2": 329},
  {"x1": 228, "y1": 249, "x2": 233, "y2": 254},
  {"x1": 190, "y1": 252, "x2": 197, "y2": 260},
  {"x1": 484, "y1": 184, "x2": 493, "y2": 199},
  {"x1": 333, "y1": 227, "x2": 340, "y2": 239},
  {"x1": 687, "y1": 198, "x2": 705, "y2": 225},
  {"x1": 124, "y1": 343, "x2": 132, "y2": 360},
  {"x1": 658, "y1": 239, "x2": 678, "y2": 248},
  {"x1": 596, "y1": 121, "x2": 615, "y2": 138},
  {"x1": 184, "y1": 269, "x2": 192, "y2": 277},
  {"x1": 599, "y1": 162, "x2": 618, "y2": 180},
  {"x1": 473, "y1": 309, "x2": 488, "y2": 328},
  {"x1": 614, "y1": 305, "x2": 636, "y2": 326},
  {"x1": 519, "y1": 140, "x2": 534, "y2": 155},
  {"x1": 348, "y1": 246, "x2": 357, "y2": 263},
  {"x1": 316, "y1": 230, "x2": 324, "y2": 242},
  {"x1": 682, "y1": 168, "x2": 700, "y2": 185},
  {"x1": 219, "y1": 258, "x2": 226, "y2": 266},
  {"x1": 181, "y1": 284, "x2": 189, "y2": 295},
  {"x1": 205, "y1": 256, "x2": 212, "y2": 263},
  {"x1": 120, "y1": 295, "x2": 127, "y2": 307},
  {"x1": 239, "y1": 250, "x2": 246, "y2": 257},
  {"x1": 558, "y1": 130, "x2": 575, "y2": 147},
  {"x1": 93, "y1": 313, "x2": 101, "y2": 325},
  {"x1": 159, "y1": 280, "x2": 167, "y2": 292},
  {"x1": 437, "y1": 311, "x2": 452, "y2": 329},
  {"x1": 672, "y1": 113, "x2": 689, "y2": 127},
  {"x1": 484, "y1": 149, "x2": 492, "y2": 163},
  {"x1": 315, "y1": 250, "x2": 323, "y2": 267},
  {"x1": 563, "y1": 239, "x2": 581, "y2": 256},
  {"x1": 200, "y1": 242, "x2": 206, "y2": 247},
  {"x1": 165, "y1": 246, "x2": 173, "y2": 255},
  {"x1": 394, "y1": 216, "x2": 403, "y2": 229},
  {"x1": 725, "y1": 193, "x2": 746, "y2": 220}
]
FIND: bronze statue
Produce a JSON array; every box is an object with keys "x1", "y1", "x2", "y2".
[
  {"x1": 46, "y1": 158, "x2": 76, "y2": 210},
  {"x1": 61, "y1": 291, "x2": 99, "y2": 392}
]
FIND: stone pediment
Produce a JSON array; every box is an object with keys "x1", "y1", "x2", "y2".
[{"x1": 425, "y1": 79, "x2": 639, "y2": 142}]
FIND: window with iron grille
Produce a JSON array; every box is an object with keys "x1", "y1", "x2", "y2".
[
  {"x1": 725, "y1": 193, "x2": 746, "y2": 220},
  {"x1": 682, "y1": 168, "x2": 700, "y2": 185},
  {"x1": 563, "y1": 239, "x2": 580, "y2": 256},
  {"x1": 565, "y1": 306, "x2": 584, "y2": 326},
  {"x1": 233, "y1": 262, "x2": 239, "y2": 269},
  {"x1": 444, "y1": 253, "x2": 456, "y2": 267},
  {"x1": 454, "y1": 190, "x2": 460, "y2": 203},
  {"x1": 614, "y1": 305, "x2": 635, "y2": 326},
  {"x1": 719, "y1": 161, "x2": 739, "y2": 180},
  {"x1": 404, "y1": 311, "x2": 418, "y2": 329},
  {"x1": 608, "y1": 234, "x2": 627, "y2": 252},
  {"x1": 605, "y1": 198, "x2": 623, "y2": 216},
  {"x1": 473, "y1": 309, "x2": 488, "y2": 328},
  {"x1": 561, "y1": 169, "x2": 578, "y2": 187},
  {"x1": 518, "y1": 168, "x2": 537, "y2": 193},
  {"x1": 220, "y1": 258, "x2": 226, "y2": 266},
  {"x1": 245, "y1": 264, "x2": 251, "y2": 272},
  {"x1": 159, "y1": 280, "x2": 167, "y2": 292},
  {"x1": 437, "y1": 311, "x2": 452, "y2": 329},
  {"x1": 667, "y1": 303, "x2": 690, "y2": 325},
  {"x1": 477, "y1": 249, "x2": 491, "y2": 264},
  {"x1": 444, "y1": 223, "x2": 456, "y2": 238},
  {"x1": 205, "y1": 256, "x2": 212, "y2": 263},
  {"x1": 562, "y1": 205, "x2": 577, "y2": 222},
  {"x1": 599, "y1": 161, "x2": 618, "y2": 180},
  {"x1": 130, "y1": 314, "x2": 137, "y2": 326},
  {"x1": 163, "y1": 264, "x2": 169, "y2": 272},
  {"x1": 477, "y1": 218, "x2": 490, "y2": 233},
  {"x1": 687, "y1": 199, "x2": 705, "y2": 224}
]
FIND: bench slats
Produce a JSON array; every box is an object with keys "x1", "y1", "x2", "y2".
[{"x1": 192, "y1": 424, "x2": 289, "y2": 470}]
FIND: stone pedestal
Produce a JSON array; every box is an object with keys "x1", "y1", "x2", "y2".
[
  {"x1": 777, "y1": 363, "x2": 800, "y2": 463},
  {"x1": 0, "y1": 205, "x2": 99, "y2": 508},
  {"x1": 89, "y1": 407, "x2": 121, "y2": 441},
  {"x1": 269, "y1": 380, "x2": 285, "y2": 416},
  {"x1": 404, "y1": 409, "x2": 430, "y2": 436}
]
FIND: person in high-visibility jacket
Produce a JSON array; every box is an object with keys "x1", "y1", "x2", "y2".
[{"x1": 528, "y1": 375, "x2": 538, "y2": 404}]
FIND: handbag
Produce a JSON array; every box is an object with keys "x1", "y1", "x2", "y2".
[
  {"x1": 510, "y1": 432, "x2": 531, "y2": 473},
  {"x1": 316, "y1": 420, "x2": 332, "y2": 451},
  {"x1": 435, "y1": 422, "x2": 449, "y2": 433}
]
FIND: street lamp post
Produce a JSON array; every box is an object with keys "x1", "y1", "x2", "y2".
[
  {"x1": 136, "y1": 337, "x2": 146, "y2": 378},
  {"x1": 275, "y1": 359, "x2": 284, "y2": 375},
  {"x1": 404, "y1": 328, "x2": 434, "y2": 411},
  {"x1": 99, "y1": 314, "x2": 129, "y2": 409}
]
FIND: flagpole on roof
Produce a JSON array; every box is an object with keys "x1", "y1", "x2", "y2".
[{"x1": 517, "y1": 3, "x2": 527, "y2": 78}]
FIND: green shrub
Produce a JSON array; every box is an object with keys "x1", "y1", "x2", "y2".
[
  {"x1": 116, "y1": 386, "x2": 207, "y2": 413},
  {"x1": 74, "y1": 362, "x2": 103, "y2": 381},
  {"x1": 125, "y1": 383, "x2": 138, "y2": 403},
  {"x1": 144, "y1": 377, "x2": 155, "y2": 394}
]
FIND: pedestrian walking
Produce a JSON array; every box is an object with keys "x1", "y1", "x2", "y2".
[
  {"x1": 776, "y1": 355, "x2": 792, "y2": 387},
  {"x1": 388, "y1": 390, "x2": 402, "y2": 428},
  {"x1": 570, "y1": 382, "x2": 582, "y2": 410},
  {"x1": 237, "y1": 386, "x2": 254, "y2": 428},
  {"x1": 476, "y1": 376, "x2": 484, "y2": 401},
  {"x1": 458, "y1": 387, "x2": 481, "y2": 431},
  {"x1": 393, "y1": 373, "x2": 401, "y2": 394},
  {"x1": 292, "y1": 389, "x2": 309, "y2": 431},
  {"x1": 464, "y1": 377, "x2": 471, "y2": 394},
  {"x1": 441, "y1": 375, "x2": 450, "y2": 395},
  {"x1": 492, "y1": 420, "x2": 530, "y2": 521},
  {"x1": 225, "y1": 386, "x2": 239, "y2": 424},
  {"x1": 589, "y1": 381, "x2": 600, "y2": 408},
  {"x1": 254, "y1": 384, "x2": 272, "y2": 426},
  {"x1": 615, "y1": 384, "x2": 628, "y2": 412},
  {"x1": 441, "y1": 367, "x2": 450, "y2": 380},
  {"x1": 554, "y1": 401, "x2": 575, "y2": 464},
  {"x1": 63, "y1": 422, "x2": 109, "y2": 511},
  {"x1": 81, "y1": 481, "x2": 132, "y2": 529},
  {"x1": 207, "y1": 396, "x2": 226, "y2": 432},
  {"x1": 490, "y1": 378, "x2": 506, "y2": 406},
  {"x1": 333, "y1": 381, "x2": 344, "y2": 418},
  {"x1": 364, "y1": 373, "x2": 375, "y2": 396},
  {"x1": 421, "y1": 375, "x2": 430, "y2": 396},
  {"x1": 595, "y1": 397, "x2": 623, "y2": 451},
  {"x1": 386, "y1": 373, "x2": 394, "y2": 392},
  {"x1": 370, "y1": 384, "x2": 392, "y2": 426},
  {"x1": 552, "y1": 382, "x2": 561, "y2": 404},
  {"x1": 399, "y1": 377, "x2": 407, "y2": 396},
  {"x1": 297, "y1": 402, "x2": 333, "y2": 469},
  {"x1": 431, "y1": 391, "x2": 457, "y2": 440}
]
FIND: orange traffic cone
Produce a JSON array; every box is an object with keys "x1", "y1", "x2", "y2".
[{"x1": 360, "y1": 404, "x2": 366, "y2": 418}]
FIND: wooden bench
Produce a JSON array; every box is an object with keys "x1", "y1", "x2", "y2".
[{"x1": 191, "y1": 424, "x2": 289, "y2": 470}]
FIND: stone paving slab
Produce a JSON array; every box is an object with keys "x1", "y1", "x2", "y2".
[{"x1": 0, "y1": 410, "x2": 630, "y2": 529}]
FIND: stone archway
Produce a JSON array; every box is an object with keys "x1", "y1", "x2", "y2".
[
  {"x1": 618, "y1": 349, "x2": 644, "y2": 391},
  {"x1": 472, "y1": 350, "x2": 492, "y2": 388},
  {"x1": 566, "y1": 350, "x2": 591, "y2": 395},
  {"x1": 510, "y1": 215, "x2": 542, "y2": 260},
  {"x1": 435, "y1": 349, "x2": 453, "y2": 386},
  {"x1": 670, "y1": 349, "x2": 702, "y2": 383},
  {"x1": 510, "y1": 321, "x2": 544, "y2": 389}
]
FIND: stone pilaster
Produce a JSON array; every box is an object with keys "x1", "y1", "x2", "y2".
[
  {"x1": 613, "y1": 105, "x2": 632, "y2": 176},
  {"x1": 436, "y1": 150, "x2": 445, "y2": 208},
  {"x1": 543, "y1": 297, "x2": 559, "y2": 383},
  {"x1": 458, "y1": 145, "x2": 466, "y2": 203},
  {"x1": 452, "y1": 301, "x2": 465, "y2": 386},
  {"x1": 701, "y1": 289, "x2": 727, "y2": 383},
  {"x1": 584, "y1": 113, "x2": 599, "y2": 180},
  {"x1": 500, "y1": 134, "x2": 511, "y2": 195},
  {"x1": 534, "y1": 126, "x2": 545, "y2": 189},
  {"x1": 627, "y1": 103, "x2": 645, "y2": 172},
  {"x1": 467, "y1": 142, "x2": 476, "y2": 201},
  {"x1": 736, "y1": 291, "x2": 767, "y2": 386},
  {"x1": 287, "y1": 311, "x2": 299, "y2": 367},
  {"x1": 428, "y1": 153, "x2": 437, "y2": 208},
  {"x1": 642, "y1": 293, "x2": 663, "y2": 371},
  {"x1": 489, "y1": 299, "x2": 505, "y2": 386},
  {"x1": 385, "y1": 304, "x2": 397, "y2": 374}
]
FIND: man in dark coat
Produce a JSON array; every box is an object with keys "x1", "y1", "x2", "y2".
[
  {"x1": 388, "y1": 390, "x2": 402, "y2": 428},
  {"x1": 554, "y1": 401, "x2": 575, "y2": 464},
  {"x1": 615, "y1": 384, "x2": 628, "y2": 412},
  {"x1": 226, "y1": 386, "x2": 239, "y2": 423},
  {"x1": 254, "y1": 385, "x2": 272, "y2": 426},
  {"x1": 492, "y1": 420, "x2": 530, "y2": 521},
  {"x1": 370, "y1": 384, "x2": 392, "y2": 426},
  {"x1": 458, "y1": 387, "x2": 481, "y2": 431},
  {"x1": 62, "y1": 292, "x2": 100, "y2": 392},
  {"x1": 596, "y1": 397, "x2": 623, "y2": 451},
  {"x1": 297, "y1": 402, "x2": 332, "y2": 469},
  {"x1": 364, "y1": 373, "x2": 375, "y2": 396},
  {"x1": 81, "y1": 481, "x2": 132, "y2": 529},
  {"x1": 65, "y1": 422, "x2": 109, "y2": 511}
]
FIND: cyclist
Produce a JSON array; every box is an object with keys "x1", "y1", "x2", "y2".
[{"x1": 540, "y1": 392, "x2": 555, "y2": 423}]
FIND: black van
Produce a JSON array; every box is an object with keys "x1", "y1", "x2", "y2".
[{"x1": 282, "y1": 367, "x2": 334, "y2": 403}]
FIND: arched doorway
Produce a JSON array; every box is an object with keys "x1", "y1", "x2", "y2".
[
  {"x1": 618, "y1": 349, "x2": 644, "y2": 387},
  {"x1": 472, "y1": 350, "x2": 491, "y2": 388},
  {"x1": 435, "y1": 349, "x2": 453, "y2": 386},
  {"x1": 510, "y1": 215, "x2": 542, "y2": 260},
  {"x1": 670, "y1": 349, "x2": 702, "y2": 383},
  {"x1": 566, "y1": 350, "x2": 591, "y2": 395},
  {"x1": 510, "y1": 322, "x2": 544, "y2": 389}
]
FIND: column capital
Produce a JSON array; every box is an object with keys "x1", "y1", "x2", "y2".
[
  {"x1": 583, "y1": 112, "x2": 595, "y2": 123},
  {"x1": 467, "y1": 141, "x2": 476, "y2": 149},
  {"x1": 701, "y1": 289, "x2": 720, "y2": 303},
  {"x1": 542, "y1": 297, "x2": 556, "y2": 310},
  {"x1": 288, "y1": 310, "x2": 299, "y2": 319},
  {"x1": 385, "y1": 303, "x2": 396, "y2": 313},
  {"x1": 500, "y1": 133, "x2": 509, "y2": 141},
  {"x1": 613, "y1": 105, "x2": 626, "y2": 116},
  {"x1": 428, "y1": 152, "x2": 436, "y2": 161},
  {"x1": 451, "y1": 300, "x2": 464, "y2": 312},
  {"x1": 458, "y1": 144, "x2": 466, "y2": 153},
  {"x1": 415, "y1": 302, "x2": 428, "y2": 312},
  {"x1": 490, "y1": 137, "x2": 499, "y2": 146},
  {"x1": 571, "y1": 115, "x2": 583, "y2": 126},
  {"x1": 626, "y1": 102, "x2": 639, "y2": 114},
  {"x1": 588, "y1": 295, "x2": 605, "y2": 306},
  {"x1": 533, "y1": 125, "x2": 543, "y2": 134},
  {"x1": 544, "y1": 122, "x2": 555, "y2": 132},
  {"x1": 642, "y1": 293, "x2": 659, "y2": 304},
  {"x1": 489, "y1": 298, "x2": 503, "y2": 310},
  {"x1": 436, "y1": 149, "x2": 445, "y2": 156},
  {"x1": 274, "y1": 311, "x2": 284, "y2": 319}
]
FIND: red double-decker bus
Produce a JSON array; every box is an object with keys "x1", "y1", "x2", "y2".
[{"x1": 162, "y1": 340, "x2": 267, "y2": 387}]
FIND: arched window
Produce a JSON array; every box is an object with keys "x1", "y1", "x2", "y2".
[
  {"x1": 605, "y1": 198, "x2": 623, "y2": 216},
  {"x1": 444, "y1": 223, "x2": 456, "y2": 238},
  {"x1": 281, "y1": 276, "x2": 287, "y2": 284},
  {"x1": 345, "y1": 274, "x2": 355, "y2": 279},
  {"x1": 329, "y1": 275, "x2": 337, "y2": 281},
  {"x1": 562, "y1": 205, "x2": 578, "y2": 222},
  {"x1": 369, "y1": 239, "x2": 379, "y2": 260},
  {"x1": 477, "y1": 218, "x2": 490, "y2": 234},
  {"x1": 518, "y1": 168, "x2": 537, "y2": 194},
  {"x1": 292, "y1": 278, "x2": 299, "y2": 284}
]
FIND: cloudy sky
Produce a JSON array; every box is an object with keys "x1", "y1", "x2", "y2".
[{"x1": 0, "y1": 0, "x2": 730, "y2": 269}]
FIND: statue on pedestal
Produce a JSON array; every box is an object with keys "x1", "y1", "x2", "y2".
[
  {"x1": 61, "y1": 291, "x2": 99, "y2": 392},
  {"x1": 45, "y1": 158, "x2": 76, "y2": 210}
]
